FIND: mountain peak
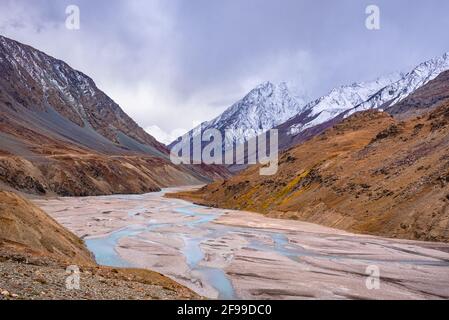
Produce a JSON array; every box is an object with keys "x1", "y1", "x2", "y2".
[
  {"x1": 255, "y1": 81, "x2": 275, "y2": 89},
  {"x1": 0, "y1": 34, "x2": 170, "y2": 154},
  {"x1": 175, "y1": 51, "x2": 449, "y2": 154},
  {"x1": 171, "y1": 81, "x2": 306, "y2": 150}
]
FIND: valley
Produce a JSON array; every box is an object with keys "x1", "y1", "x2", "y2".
[
  {"x1": 1, "y1": 29, "x2": 449, "y2": 302},
  {"x1": 0, "y1": 35, "x2": 230, "y2": 197}
]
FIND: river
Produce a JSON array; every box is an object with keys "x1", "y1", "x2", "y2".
[{"x1": 34, "y1": 187, "x2": 449, "y2": 300}]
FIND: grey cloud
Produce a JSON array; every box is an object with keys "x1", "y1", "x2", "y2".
[{"x1": 1, "y1": 0, "x2": 449, "y2": 142}]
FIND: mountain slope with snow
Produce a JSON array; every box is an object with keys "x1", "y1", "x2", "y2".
[
  {"x1": 286, "y1": 74, "x2": 402, "y2": 136},
  {"x1": 0, "y1": 34, "x2": 168, "y2": 156},
  {"x1": 278, "y1": 51, "x2": 449, "y2": 150},
  {"x1": 351, "y1": 52, "x2": 449, "y2": 115},
  {"x1": 171, "y1": 51, "x2": 449, "y2": 159},
  {"x1": 170, "y1": 82, "x2": 307, "y2": 151}
]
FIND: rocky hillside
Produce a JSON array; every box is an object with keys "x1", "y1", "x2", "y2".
[
  {"x1": 0, "y1": 253, "x2": 199, "y2": 300},
  {"x1": 0, "y1": 35, "x2": 166, "y2": 156},
  {"x1": 0, "y1": 191, "x2": 94, "y2": 264},
  {"x1": 0, "y1": 191, "x2": 199, "y2": 300},
  {"x1": 171, "y1": 99, "x2": 449, "y2": 242},
  {"x1": 0, "y1": 152, "x2": 206, "y2": 196},
  {"x1": 0, "y1": 35, "x2": 229, "y2": 196}
]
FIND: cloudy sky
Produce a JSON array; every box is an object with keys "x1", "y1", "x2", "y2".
[{"x1": 1, "y1": 0, "x2": 449, "y2": 144}]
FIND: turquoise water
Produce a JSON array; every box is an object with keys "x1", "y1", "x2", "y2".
[
  {"x1": 85, "y1": 202, "x2": 238, "y2": 299},
  {"x1": 175, "y1": 206, "x2": 217, "y2": 226},
  {"x1": 85, "y1": 202, "x2": 307, "y2": 299},
  {"x1": 182, "y1": 236, "x2": 236, "y2": 300},
  {"x1": 86, "y1": 227, "x2": 143, "y2": 267},
  {"x1": 84, "y1": 195, "x2": 449, "y2": 300}
]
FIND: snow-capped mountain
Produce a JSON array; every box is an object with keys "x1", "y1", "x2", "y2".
[
  {"x1": 0, "y1": 34, "x2": 167, "y2": 156},
  {"x1": 282, "y1": 51, "x2": 449, "y2": 146},
  {"x1": 348, "y1": 52, "x2": 449, "y2": 115},
  {"x1": 175, "y1": 51, "x2": 449, "y2": 156},
  {"x1": 287, "y1": 73, "x2": 402, "y2": 136},
  {"x1": 170, "y1": 81, "x2": 307, "y2": 150}
]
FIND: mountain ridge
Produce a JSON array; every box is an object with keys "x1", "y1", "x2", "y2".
[
  {"x1": 0, "y1": 35, "x2": 229, "y2": 196},
  {"x1": 172, "y1": 51, "x2": 449, "y2": 156},
  {"x1": 0, "y1": 35, "x2": 167, "y2": 156},
  {"x1": 280, "y1": 51, "x2": 449, "y2": 150}
]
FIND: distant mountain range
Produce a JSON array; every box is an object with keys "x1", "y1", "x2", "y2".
[
  {"x1": 285, "y1": 73, "x2": 402, "y2": 137},
  {"x1": 0, "y1": 35, "x2": 229, "y2": 196},
  {"x1": 172, "y1": 52, "x2": 449, "y2": 154}
]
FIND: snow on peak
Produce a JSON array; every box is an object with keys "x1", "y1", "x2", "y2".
[
  {"x1": 288, "y1": 51, "x2": 449, "y2": 136},
  {"x1": 0, "y1": 35, "x2": 97, "y2": 100},
  {"x1": 349, "y1": 52, "x2": 449, "y2": 115},
  {"x1": 0, "y1": 35, "x2": 101, "y2": 125},
  {"x1": 174, "y1": 82, "x2": 307, "y2": 150},
  {"x1": 287, "y1": 73, "x2": 402, "y2": 135}
]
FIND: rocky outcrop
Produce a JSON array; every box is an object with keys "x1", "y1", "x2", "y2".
[
  {"x1": 0, "y1": 154, "x2": 203, "y2": 196},
  {"x1": 0, "y1": 253, "x2": 200, "y2": 300}
]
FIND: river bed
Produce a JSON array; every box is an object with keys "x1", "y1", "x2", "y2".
[{"x1": 33, "y1": 187, "x2": 449, "y2": 300}]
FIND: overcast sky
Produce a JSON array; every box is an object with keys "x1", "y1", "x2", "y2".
[{"x1": 1, "y1": 0, "x2": 449, "y2": 144}]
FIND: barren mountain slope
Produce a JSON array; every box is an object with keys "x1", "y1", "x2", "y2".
[
  {"x1": 171, "y1": 103, "x2": 449, "y2": 242},
  {"x1": 0, "y1": 35, "x2": 229, "y2": 195},
  {"x1": 0, "y1": 35, "x2": 166, "y2": 156},
  {"x1": 0, "y1": 191, "x2": 94, "y2": 264}
]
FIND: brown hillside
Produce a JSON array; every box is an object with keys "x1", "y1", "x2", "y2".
[
  {"x1": 171, "y1": 104, "x2": 449, "y2": 242},
  {"x1": 0, "y1": 192, "x2": 200, "y2": 300},
  {"x1": 0, "y1": 191, "x2": 94, "y2": 264}
]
